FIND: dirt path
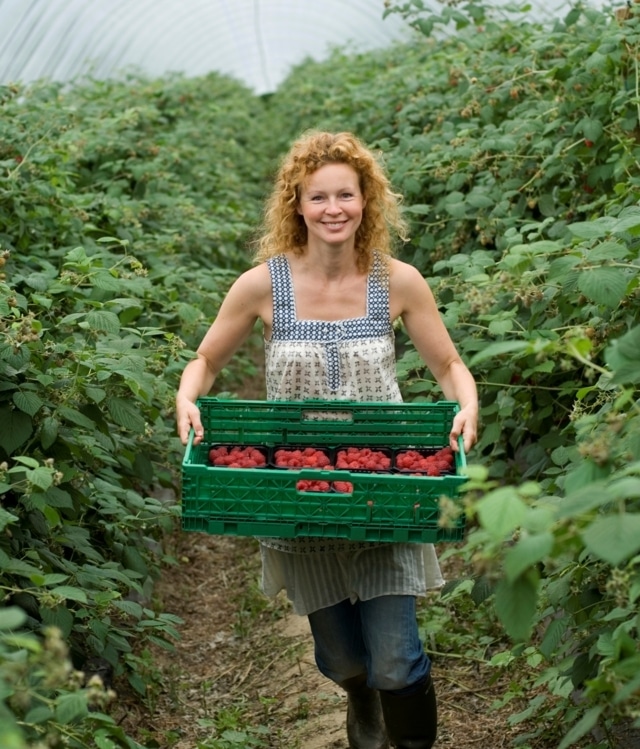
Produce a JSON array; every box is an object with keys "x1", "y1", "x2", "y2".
[{"x1": 117, "y1": 531, "x2": 523, "y2": 749}]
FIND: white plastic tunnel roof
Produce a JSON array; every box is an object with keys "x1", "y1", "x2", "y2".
[
  {"x1": 0, "y1": 0, "x2": 413, "y2": 94},
  {"x1": 0, "y1": 0, "x2": 610, "y2": 95}
]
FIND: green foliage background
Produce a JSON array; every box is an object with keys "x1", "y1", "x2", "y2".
[{"x1": 1, "y1": 1, "x2": 639, "y2": 747}]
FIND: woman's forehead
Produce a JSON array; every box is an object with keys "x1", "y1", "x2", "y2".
[{"x1": 302, "y1": 162, "x2": 360, "y2": 188}]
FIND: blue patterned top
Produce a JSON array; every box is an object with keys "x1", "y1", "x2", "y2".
[{"x1": 265, "y1": 252, "x2": 402, "y2": 402}]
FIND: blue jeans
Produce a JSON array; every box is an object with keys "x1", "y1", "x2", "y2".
[{"x1": 307, "y1": 595, "x2": 431, "y2": 693}]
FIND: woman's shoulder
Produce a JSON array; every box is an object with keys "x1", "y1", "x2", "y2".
[
  {"x1": 389, "y1": 257, "x2": 424, "y2": 286},
  {"x1": 232, "y1": 262, "x2": 272, "y2": 296}
]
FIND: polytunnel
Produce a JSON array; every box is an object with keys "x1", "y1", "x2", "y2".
[{"x1": 0, "y1": 0, "x2": 609, "y2": 94}]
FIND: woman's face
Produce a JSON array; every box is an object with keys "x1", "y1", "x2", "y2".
[{"x1": 297, "y1": 163, "x2": 366, "y2": 248}]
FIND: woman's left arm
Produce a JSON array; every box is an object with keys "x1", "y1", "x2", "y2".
[{"x1": 392, "y1": 260, "x2": 478, "y2": 453}]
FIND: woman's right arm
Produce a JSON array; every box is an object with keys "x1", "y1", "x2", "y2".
[{"x1": 175, "y1": 265, "x2": 271, "y2": 445}]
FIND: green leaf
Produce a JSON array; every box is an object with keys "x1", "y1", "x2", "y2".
[
  {"x1": 582, "y1": 514, "x2": 640, "y2": 566},
  {"x1": 24, "y1": 705, "x2": 54, "y2": 724},
  {"x1": 86, "y1": 309, "x2": 121, "y2": 333},
  {"x1": 28, "y1": 466, "x2": 54, "y2": 491},
  {"x1": 488, "y1": 318, "x2": 514, "y2": 335},
  {"x1": 509, "y1": 240, "x2": 562, "y2": 256},
  {"x1": 580, "y1": 117, "x2": 603, "y2": 143},
  {"x1": 612, "y1": 207, "x2": 640, "y2": 234},
  {"x1": 557, "y1": 706, "x2": 604, "y2": 749},
  {"x1": 468, "y1": 340, "x2": 529, "y2": 366},
  {"x1": 539, "y1": 616, "x2": 570, "y2": 660},
  {"x1": 40, "y1": 416, "x2": 59, "y2": 450},
  {"x1": 466, "y1": 191, "x2": 494, "y2": 209},
  {"x1": 64, "y1": 246, "x2": 88, "y2": 264},
  {"x1": 43, "y1": 505, "x2": 61, "y2": 527},
  {"x1": 568, "y1": 219, "x2": 614, "y2": 240},
  {"x1": 606, "y1": 327, "x2": 640, "y2": 384},
  {"x1": 58, "y1": 406, "x2": 97, "y2": 431},
  {"x1": 51, "y1": 586, "x2": 89, "y2": 604},
  {"x1": 556, "y1": 483, "x2": 613, "y2": 519},
  {"x1": 11, "y1": 455, "x2": 39, "y2": 468},
  {"x1": 85, "y1": 386, "x2": 107, "y2": 404},
  {"x1": 13, "y1": 391, "x2": 44, "y2": 417},
  {"x1": 40, "y1": 486, "x2": 74, "y2": 509},
  {"x1": 41, "y1": 573, "x2": 70, "y2": 585},
  {"x1": 0, "y1": 507, "x2": 19, "y2": 532},
  {"x1": 577, "y1": 267, "x2": 628, "y2": 307},
  {"x1": 586, "y1": 240, "x2": 628, "y2": 261},
  {"x1": 94, "y1": 734, "x2": 118, "y2": 749},
  {"x1": 564, "y1": 460, "x2": 610, "y2": 494},
  {"x1": 494, "y1": 573, "x2": 538, "y2": 641},
  {"x1": 404, "y1": 203, "x2": 431, "y2": 214},
  {"x1": 444, "y1": 200, "x2": 467, "y2": 218},
  {"x1": 0, "y1": 407, "x2": 33, "y2": 455},
  {"x1": 128, "y1": 671, "x2": 147, "y2": 696},
  {"x1": 106, "y1": 397, "x2": 146, "y2": 433},
  {"x1": 41, "y1": 605, "x2": 74, "y2": 638},
  {"x1": 504, "y1": 532, "x2": 554, "y2": 581},
  {"x1": 0, "y1": 606, "x2": 27, "y2": 630},
  {"x1": 113, "y1": 599, "x2": 144, "y2": 619},
  {"x1": 55, "y1": 691, "x2": 88, "y2": 724},
  {"x1": 59, "y1": 312, "x2": 86, "y2": 325},
  {"x1": 123, "y1": 545, "x2": 149, "y2": 576},
  {"x1": 616, "y1": 326, "x2": 640, "y2": 359},
  {"x1": 477, "y1": 487, "x2": 527, "y2": 539},
  {"x1": 92, "y1": 272, "x2": 122, "y2": 292},
  {"x1": 24, "y1": 272, "x2": 51, "y2": 292},
  {"x1": 470, "y1": 576, "x2": 494, "y2": 605}
]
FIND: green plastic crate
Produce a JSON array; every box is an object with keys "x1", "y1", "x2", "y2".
[{"x1": 181, "y1": 398, "x2": 468, "y2": 543}]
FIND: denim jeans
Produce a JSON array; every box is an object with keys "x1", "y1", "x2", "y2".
[{"x1": 307, "y1": 594, "x2": 431, "y2": 693}]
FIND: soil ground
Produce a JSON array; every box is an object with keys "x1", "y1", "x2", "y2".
[
  {"x1": 117, "y1": 530, "x2": 640, "y2": 749},
  {"x1": 119, "y1": 532, "x2": 524, "y2": 749}
]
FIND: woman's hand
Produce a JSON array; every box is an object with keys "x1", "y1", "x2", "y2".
[
  {"x1": 176, "y1": 394, "x2": 204, "y2": 446},
  {"x1": 449, "y1": 405, "x2": 478, "y2": 455}
]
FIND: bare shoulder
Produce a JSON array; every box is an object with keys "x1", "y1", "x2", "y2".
[
  {"x1": 389, "y1": 258, "x2": 434, "y2": 317},
  {"x1": 389, "y1": 258, "x2": 426, "y2": 288},
  {"x1": 227, "y1": 262, "x2": 272, "y2": 302},
  {"x1": 233, "y1": 262, "x2": 271, "y2": 290}
]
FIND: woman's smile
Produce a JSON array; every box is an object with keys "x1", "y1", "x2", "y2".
[{"x1": 297, "y1": 163, "x2": 366, "y2": 247}]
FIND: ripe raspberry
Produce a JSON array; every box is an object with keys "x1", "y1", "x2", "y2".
[
  {"x1": 336, "y1": 447, "x2": 391, "y2": 471},
  {"x1": 209, "y1": 445, "x2": 266, "y2": 467},
  {"x1": 296, "y1": 479, "x2": 331, "y2": 492},
  {"x1": 333, "y1": 481, "x2": 353, "y2": 493},
  {"x1": 274, "y1": 447, "x2": 332, "y2": 469}
]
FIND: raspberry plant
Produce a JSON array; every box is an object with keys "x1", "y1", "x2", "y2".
[{"x1": 1, "y1": 1, "x2": 640, "y2": 747}]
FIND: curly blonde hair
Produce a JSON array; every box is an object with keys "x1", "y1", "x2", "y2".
[{"x1": 253, "y1": 131, "x2": 410, "y2": 273}]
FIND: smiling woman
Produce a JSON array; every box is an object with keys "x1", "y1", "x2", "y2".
[
  {"x1": 175, "y1": 129, "x2": 478, "y2": 749},
  {"x1": 297, "y1": 164, "x2": 366, "y2": 250},
  {"x1": 0, "y1": 0, "x2": 410, "y2": 93}
]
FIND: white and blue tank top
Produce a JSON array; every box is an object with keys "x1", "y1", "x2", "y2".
[{"x1": 264, "y1": 252, "x2": 402, "y2": 403}]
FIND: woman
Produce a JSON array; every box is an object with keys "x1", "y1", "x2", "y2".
[{"x1": 176, "y1": 130, "x2": 478, "y2": 749}]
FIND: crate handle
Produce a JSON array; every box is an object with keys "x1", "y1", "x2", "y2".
[
  {"x1": 300, "y1": 408, "x2": 354, "y2": 423},
  {"x1": 456, "y1": 434, "x2": 467, "y2": 469}
]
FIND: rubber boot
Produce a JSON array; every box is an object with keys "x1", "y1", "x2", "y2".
[
  {"x1": 341, "y1": 674, "x2": 390, "y2": 749},
  {"x1": 379, "y1": 676, "x2": 437, "y2": 749}
]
